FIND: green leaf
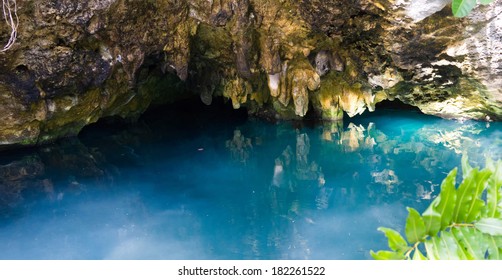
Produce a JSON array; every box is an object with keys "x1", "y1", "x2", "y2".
[
  {"x1": 475, "y1": 218, "x2": 502, "y2": 236},
  {"x1": 425, "y1": 232, "x2": 462, "y2": 260},
  {"x1": 378, "y1": 227, "x2": 410, "y2": 253},
  {"x1": 452, "y1": 227, "x2": 486, "y2": 259},
  {"x1": 433, "y1": 168, "x2": 457, "y2": 229},
  {"x1": 422, "y1": 205, "x2": 441, "y2": 237},
  {"x1": 486, "y1": 158, "x2": 502, "y2": 188},
  {"x1": 461, "y1": 154, "x2": 473, "y2": 178},
  {"x1": 486, "y1": 158, "x2": 502, "y2": 218},
  {"x1": 424, "y1": 236, "x2": 441, "y2": 260},
  {"x1": 452, "y1": 0, "x2": 477, "y2": 17},
  {"x1": 438, "y1": 231, "x2": 461, "y2": 260},
  {"x1": 485, "y1": 235, "x2": 502, "y2": 260},
  {"x1": 412, "y1": 249, "x2": 427, "y2": 260},
  {"x1": 405, "y1": 207, "x2": 426, "y2": 244},
  {"x1": 370, "y1": 250, "x2": 405, "y2": 260},
  {"x1": 479, "y1": 0, "x2": 494, "y2": 5},
  {"x1": 450, "y1": 231, "x2": 470, "y2": 260},
  {"x1": 453, "y1": 168, "x2": 491, "y2": 223}
]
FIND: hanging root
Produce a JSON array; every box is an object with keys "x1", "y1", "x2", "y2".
[{"x1": 1, "y1": 0, "x2": 18, "y2": 52}]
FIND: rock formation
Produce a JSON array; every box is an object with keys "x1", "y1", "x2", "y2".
[{"x1": 0, "y1": 0, "x2": 500, "y2": 147}]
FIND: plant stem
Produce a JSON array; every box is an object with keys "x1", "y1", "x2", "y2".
[
  {"x1": 451, "y1": 223, "x2": 475, "y2": 228},
  {"x1": 404, "y1": 242, "x2": 421, "y2": 260}
]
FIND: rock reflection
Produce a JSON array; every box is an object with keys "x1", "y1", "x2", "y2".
[
  {"x1": 267, "y1": 130, "x2": 332, "y2": 259},
  {"x1": 415, "y1": 181, "x2": 437, "y2": 200},
  {"x1": 295, "y1": 132, "x2": 323, "y2": 181},
  {"x1": 323, "y1": 122, "x2": 378, "y2": 152},
  {"x1": 271, "y1": 131, "x2": 325, "y2": 191},
  {"x1": 418, "y1": 122, "x2": 499, "y2": 162},
  {"x1": 371, "y1": 169, "x2": 400, "y2": 193},
  {"x1": 318, "y1": 119, "x2": 501, "y2": 200},
  {"x1": 271, "y1": 158, "x2": 286, "y2": 188},
  {"x1": 225, "y1": 130, "x2": 253, "y2": 164},
  {"x1": 0, "y1": 156, "x2": 45, "y2": 211},
  {"x1": 0, "y1": 139, "x2": 115, "y2": 216}
]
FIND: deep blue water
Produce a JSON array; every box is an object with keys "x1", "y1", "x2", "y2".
[{"x1": 0, "y1": 102, "x2": 501, "y2": 260}]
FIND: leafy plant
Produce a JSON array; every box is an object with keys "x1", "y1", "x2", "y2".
[
  {"x1": 451, "y1": 0, "x2": 495, "y2": 17},
  {"x1": 371, "y1": 155, "x2": 502, "y2": 260}
]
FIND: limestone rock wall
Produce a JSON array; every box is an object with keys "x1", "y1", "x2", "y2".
[{"x1": 0, "y1": 0, "x2": 500, "y2": 147}]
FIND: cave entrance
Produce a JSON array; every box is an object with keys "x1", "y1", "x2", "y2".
[{"x1": 374, "y1": 99, "x2": 422, "y2": 112}]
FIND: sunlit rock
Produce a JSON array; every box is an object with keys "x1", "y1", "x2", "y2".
[
  {"x1": 395, "y1": 0, "x2": 451, "y2": 22},
  {"x1": 339, "y1": 87, "x2": 368, "y2": 118},
  {"x1": 385, "y1": 0, "x2": 502, "y2": 120},
  {"x1": 223, "y1": 77, "x2": 252, "y2": 109},
  {"x1": 368, "y1": 68, "x2": 403, "y2": 89},
  {"x1": 268, "y1": 73, "x2": 281, "y2": 96},
  {"x1": 314, "y1": 50, "x2": 344, "y2": 76},
  {"x1": 275, "y1": 56, "x2": 320, "y2": 117}
]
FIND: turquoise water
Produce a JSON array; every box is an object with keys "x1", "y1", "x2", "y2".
[{"x1": 0, "y1": 102, "x2": 501, "y2": 260}]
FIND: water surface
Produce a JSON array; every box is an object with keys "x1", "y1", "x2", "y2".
[{"x1": 0, "y1": 102, "x2": 500, "y2": 259}]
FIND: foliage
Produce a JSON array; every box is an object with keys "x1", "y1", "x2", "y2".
[
  {"x1": 1, "y1": 0, "x2": 18, "y2": 52},
  {"x1": 371, "y1": 155, "x2": 502, "y2": 260},
  {"x1": 451, "y1": 0, "x2": 495, "y2": 17}
]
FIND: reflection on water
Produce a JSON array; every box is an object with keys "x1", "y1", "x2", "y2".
[
  {"x1": 226, "y1": 130, "x2": 253, "y2": 164},
  {"x1": 0, "y1": 108, "x2": 501, "y2": 260}
]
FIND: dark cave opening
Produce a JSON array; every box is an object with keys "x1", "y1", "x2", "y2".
[
  {"x1": 374, "y1": 99, "x2": 422, "y2": 112},
  {"x1": 80, "y1": 94, "x2": 426, "y2": 139}
]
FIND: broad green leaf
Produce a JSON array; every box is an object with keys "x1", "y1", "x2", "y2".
[
  {"x1": 453, "y1": 168, "x2": 491, "y2": 223},
  {"x1": 412, "y1": 249, "x2": 427, "y2": 260},
  {"x1": 485, "y1": 235, "x2": 502, "y2": 260},
  {"x1": 452, "y1": 0, "x2": 477, "y2": 17},
  {"x1": 424, "y1": 236, "x2": 440, "y2": 260},
  {"x1": 433, "y1": 168, "x2": 457, "y2": 229},
  {"x1": 425, "y1": 232, "x2": 462, "y2": 260},
  {"x1": 422, "y1": 205, "x2": 441, "y2": 237},
  {"x1": 405, "y1": 207, "x2": 426, "y2": 244},
  {"x1": 370, "y1": 250, "x2": 405, "y2": 260},
  {"x1": 486, "y1": 158, "x2": 502, "y2": 187},
  {"x1": 461, "y1": 154, "x2": 472, "y2": 179},
  {"x1": 486, "y1": 178, "x2": 502, "y2": 218},
  {"x1": 486, "y1": 158, "x2": 502, "y2": 218},
  {"x1": 378, "y1": 227, "x2": 410, "y2": 253},
  {"x1": 465, "y1": 169, "x2": 492, "y2": 222},
  {"x1": 475, "y1": 218, "x2": 502, "y2": 236},
  {"x1": 450, "y1": 230, "x2": 470, "y2": 260},
  {"x1": 438, "y1": 231, "x2": 461, "y2": 260},
  {"x1": 452, "y1": 227, "x2": 486, "y2": 259},
  {"x1": 494, "y1": 235, "x2": 502, "y2": 247},
  {"x1": 479, "y1": 0, "x2": 494, "y2": 5}
]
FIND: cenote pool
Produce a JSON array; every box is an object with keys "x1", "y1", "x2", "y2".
[{"x1": 0, "y1": 100, "x2": 501, "y2": 260}]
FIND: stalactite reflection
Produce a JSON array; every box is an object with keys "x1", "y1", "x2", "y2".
[{"x1": 225, "y1": 129, "x2": 253, "y2": 164}]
